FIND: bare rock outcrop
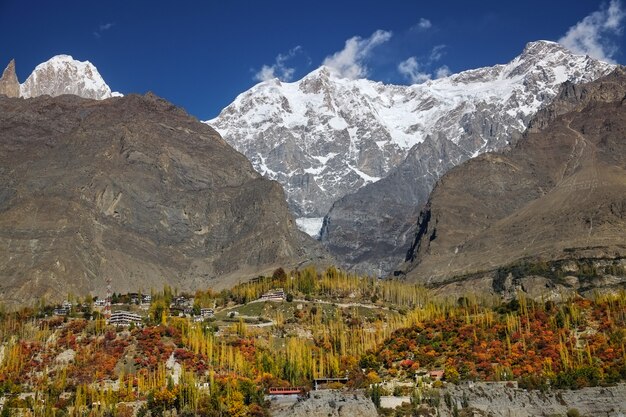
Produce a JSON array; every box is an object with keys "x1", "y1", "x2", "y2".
[
  {"x1": 438, "y1": 382, "x2": 626, "y2": 417},
  {"x1": 271, "y1": 390, "x2": 377, "y2": 417},
  {"x1": 0, "y1": 59, "x2": 20, "y2": 98}
]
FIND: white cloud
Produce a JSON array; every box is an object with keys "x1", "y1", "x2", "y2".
[
  {"x1": 558, "y1": 0, "x2": 625, "y2": 63},
  {"x1": 398, "y1": 57, "x2": 431, "y2": 84},
  {"x1": 254, "y1": 46, "x2": 303, "y2": 82},
  {"x1": 429, "y1": 45, "x2": 446, "y2": 62},
  {"x1": 435, "y1": 65, "x2": 451, "y2": 79},
  {"x1": 417, "y1": 18, "x2": 432, "y2": 29},
  {"x1": 254, "y1": 65, "x2": 278, "y2": 82},
  {"x1": 398, "y1": 49, "x2": 451, "y2": 84},
  {"x1": 322, "y1": 30, "x2": 392, "y2": 79},
  {"x1": 94, "y1": 22, "x2": 115, "y2": 39}
]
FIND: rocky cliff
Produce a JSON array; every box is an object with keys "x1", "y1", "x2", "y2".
[
  {"x1": 0, "y1": 94, "x2": 327, "y2": 306},
  {"x1": 319, "y1": 136, "x2": 452, "y2": 276},
  {"x1": 401, "y1": 68, "x2": 626, "y2": 292},
  {"x1": 438, "y1": 382, "x2": 626, "y2": 417},
  {"x1": 271, "y1": 390, "x2": 377, "y2": 417}
]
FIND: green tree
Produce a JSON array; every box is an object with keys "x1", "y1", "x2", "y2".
[
  {"x1": 370, "y1": 384, "x2": 381, "y2": 408},
  {"x1": 445, "y1": 366, "x2": 460, "y2": 384},
  {"x1": 359, "y1": 353, "x2": 380, "y2": 370},
  {"x1": 150, "y1": 299, "x2": 168, "y2": 324}
]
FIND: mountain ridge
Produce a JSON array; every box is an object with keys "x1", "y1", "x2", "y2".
[
  {"x1": 0, "y1": 93, "x2": 328, "y2": 307},
  {"x1": 208, "y1": 40, "x2": 615, "y2": 275},
  {"x1": 318, "y1": 42, "x2": 616, "y2": 276},
  {"x1": 207, "y1": 41, "x2": 613, "y2": 264},
  {"x1": 0, "y1": 55, "x2": 120, "y2": 100},
  {"x1": 401, "y1": 68, "x2": 626, "y2": 292}
]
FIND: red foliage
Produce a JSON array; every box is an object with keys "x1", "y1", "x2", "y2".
[{"x1": 372, "y1": 299, "x2": 626, "y2": 383}]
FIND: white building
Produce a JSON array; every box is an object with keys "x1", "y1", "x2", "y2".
[
  {"x1": 260, "y1": 288, "x2": 285, "y2": 301},
  {"x1": 108, "y1": 310, "x2": 143, "y2": 326}
]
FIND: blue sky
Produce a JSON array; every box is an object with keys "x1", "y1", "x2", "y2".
[{"x1": 1, "y1": 1, "x2": 624, "y2": 120}]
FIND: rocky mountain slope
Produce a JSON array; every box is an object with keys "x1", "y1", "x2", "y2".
[
  {"x1": 320, "y1": 42, "x2": 616, "y2": 276},
  {"x1": 0, "y1": 94, "x2": 327, "y2": 306},
  {"x1": 208, "y1": 41, "x2": 614, "y2": 274},
  {"x1": 0, "y1": 55, "x2": 119, "y2": 100},
  {"x1": 401, "y1": 68, "x2": 626, "y2": 290}
]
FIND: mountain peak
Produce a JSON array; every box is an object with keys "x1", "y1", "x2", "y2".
[
  {"x1": 300, "y1": 65, "x2": 345, "y2": 82},
  {"x1": 3, "y1": 58, "x2": 16, "y2": 74},
  {"x1": 519, "y1": 40, "x2": 613, "y2": 65},
  {"x1": 521, "y1": 40, "x2": 566, "y2": 55},
  {"x1": 48, "y1": 54, "x2": 78, "y2": 62},
  {"x1": 310, "y1": 65, "x2": 334, "y2": 78},
  {"x1": 20, "y1": 55, "x2": 120, "y2": 100},
  {"x1": 298, "y1": 65, "x2": 339, "y2": 94}
]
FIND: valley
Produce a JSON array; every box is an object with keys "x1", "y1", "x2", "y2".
[
  {"x1": 1, "y1": 5, "x2": 626, "y2": 415},
  {"x1": 0, "y1": 267, "x2": 625, "y2": 417}
]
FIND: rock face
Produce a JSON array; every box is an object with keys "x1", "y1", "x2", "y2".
[
  {"x1": 320, "y1": 41, "x2": 615, "y2": 276},
  {"x1": 0, "y1": 60, "x2": 20, "y2": 98},
  {"x1": 271, "y1": 390, "x2": 377, "y2": 417},
  {"x1": 438, "y1": 382, "x2": 626, "y2": 417},
  {"x1": 319, "y1": 138, "x2": 445, "y2": 275},
  {"x1": 402, "y1": 69, "x2": 626, "y2": 287},
  {"x1": 0, "y1": 94, "x2": 327, "y2": 306},
  {"x1": 19, "y1": 55, "x2": 119, "y2": 100},
  {"x1": 208, "y1": 41, "x2": 614, "y2": 274}
]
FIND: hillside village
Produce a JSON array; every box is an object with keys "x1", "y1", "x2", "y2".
[
  {"x1": 1, "y1": 266, "x2": 625, "y2": 417},
  {"x1": 3, "y1": 1, "x2": 626, "y2": 417}
]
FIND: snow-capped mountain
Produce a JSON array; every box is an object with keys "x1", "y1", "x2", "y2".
[
  {"x1": 321, "y1": 41, "x2": 616, "y2": 276},
  {"x1": 20, "y1": 55, "x2": 120, "y2": 100},
  {"x1": 208, "y1": 41, "x2": 614, "y2": 241}
]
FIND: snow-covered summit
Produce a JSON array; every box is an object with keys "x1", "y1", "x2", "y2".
[
  {"x1": 20, "y1": 55, "x2": 120, "y2": 100},
  {"x1": 207, "y1": 40, "x2": 614, "y2": 228}
]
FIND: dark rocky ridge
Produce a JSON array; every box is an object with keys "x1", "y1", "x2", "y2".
[
  {"x1": 320, "y1": 134, "x2": 469, "y2": 276},
  {"x1": 401, "y1": 68, "x2": 626, "y2": 289},
  {"x1": 0, "y1": 94, "x2": 328, "y2": 306}
]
